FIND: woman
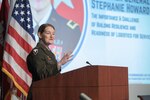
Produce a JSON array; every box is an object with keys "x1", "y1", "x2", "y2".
[{"x1": 26, "y1": 23, "x2": 72, "y2": 100}]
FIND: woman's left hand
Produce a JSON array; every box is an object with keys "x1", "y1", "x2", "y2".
[
  {"x1": 57, "y1": 51, "x2": 73, "y2": 69},
  {"x1": 60, "y1": 51, "x2": 73, "y2": 65}
]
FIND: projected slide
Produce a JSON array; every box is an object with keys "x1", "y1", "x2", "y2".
[
  {"x1": 1, "y1": 0, "x2": 150, "y2": 84},
  {"x1": 50, "y1": 0, "x2": 150, "y2": 84}
]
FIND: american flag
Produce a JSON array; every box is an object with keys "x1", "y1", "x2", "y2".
[{"x1": 2, "y1": 0, "x2": 36, "y2": 97}]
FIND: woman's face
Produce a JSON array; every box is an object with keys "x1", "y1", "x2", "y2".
[{"x1": 39, "y1": 26, "x2": 55, "y2": 45}]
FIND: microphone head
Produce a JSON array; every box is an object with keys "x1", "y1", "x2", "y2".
[
  {"x1": 86, "y1": 61, "x2": 92, "y2": 66},
  {"x1": 80, "y1": 93, "x2": 92, "y2": 100},
  {"x1": 86, "y1": 61, "x2": 89, "y2": 64}
]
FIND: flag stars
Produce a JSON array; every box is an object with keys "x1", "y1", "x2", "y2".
[
  {"x1": 27, "y1": 24, "x2": 31, "y2": 29},
  {"x1": 27, "y1": 17, "x2": 31, "y2": 22},
  {"x1": 14, "y1": 10, "x2": 19, "y2": 16},
  {"x1": 20, "y1": 18, "x2": 25, "y2": 23},
  {"x1": 27, "y1": 11, "x2": 30, "y2": 15},
  {"x1": 12, "y1": 0, "x2": 34, "y2": 35},
  {"x1": 15, "y1": 4, "x2": 19, "y2": 8},
  {"x1": 20, "y1": 11, "x2": 25, "y2": 16},
  {"x1": 20, "y1": 4, "x2": 25, "y2": 8},
  {"x1": 26, "y1": 4, "x2": 30, "y2": 8}
]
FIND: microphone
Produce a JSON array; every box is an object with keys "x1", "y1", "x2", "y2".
[
  {"x1": 79, "y1": 93, "x2": 92, "y2": 100},
  {"x1": 86, "y1": 61, "x2": 92, "y2": 66}
]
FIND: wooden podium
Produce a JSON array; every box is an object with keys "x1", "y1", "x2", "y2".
[{"x1": 32, "y1": 66, "x2": 128, "y2": 100}]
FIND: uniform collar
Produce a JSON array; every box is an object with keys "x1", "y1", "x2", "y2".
[{"x1": 37, "y1": 40, "x2": 51, "y2": 51}]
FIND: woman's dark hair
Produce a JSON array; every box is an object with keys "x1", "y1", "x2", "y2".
[{"x1": 38, "y1": 23, "x2": 55, "y2": 33}]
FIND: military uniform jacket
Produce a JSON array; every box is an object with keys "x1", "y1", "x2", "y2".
[{"x1": 27, "y1": 41, "x2": 60, "y2": 82}]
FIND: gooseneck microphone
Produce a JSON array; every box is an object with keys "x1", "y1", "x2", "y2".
[
  {"x1": 86, "y1": 61, "x2": 92, "y2": 66},
  {"x1": 79, "y1": 93, "x2": 92, "y2": 100}
]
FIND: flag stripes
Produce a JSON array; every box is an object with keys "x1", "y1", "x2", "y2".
[
  {"x1": 4, "y1": 42, "x2": 31, "y2": 76},
  {"x1": 9, "y1": 17, "x2": 36, "y2": 50},
  {"x1": 8, "y1": 26, "x2": 33, "y2": 54},
  {"x1": 5, "y1": 34, "x2": 29, "y2": 61},
  {"x1": 2, "y1": 65, "x2": 29, "y2": 96},
  {"x1": 3, "y1": 51, "x2": 32, "y2": 86}
]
